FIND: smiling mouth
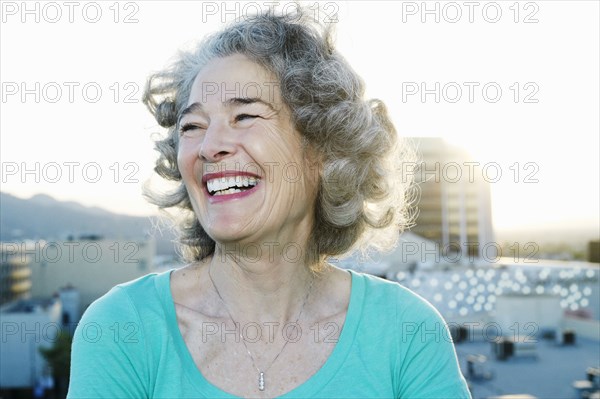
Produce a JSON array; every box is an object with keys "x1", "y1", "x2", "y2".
[{"x1": 205, "y1": 175, "x2": 260, "y2": 196}]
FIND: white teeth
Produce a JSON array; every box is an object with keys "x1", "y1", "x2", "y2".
[
  {"x1": 206, "y1": 175, "x2": 259, "y2": 195},
  {"x1": 213, "y1": 188, "x2": 242, "y2": 196}
]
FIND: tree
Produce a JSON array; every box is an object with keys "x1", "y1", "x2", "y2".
[{"x1": 39, "y1": 332, "x2": 72, "y2": 399}]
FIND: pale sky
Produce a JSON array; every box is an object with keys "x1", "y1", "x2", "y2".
[{"x1": 1, "y1": 1, "x2": 599, "y2": 235}]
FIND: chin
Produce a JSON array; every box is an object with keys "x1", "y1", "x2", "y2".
[{"x1": 204, "y1": 223, "x2": 254, "y2": 245}]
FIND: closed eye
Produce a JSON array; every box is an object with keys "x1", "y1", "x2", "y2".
[
  {"x1": 235, "y1": 114, "x2": 258, "y2": 122},
  {"x1": 179, "y1": 123, "x2": 205, "y2": 135}
]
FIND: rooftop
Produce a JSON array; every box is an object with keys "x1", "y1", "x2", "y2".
[
  {"x1": 456, "y1": 335, "x2": 600, "y2": 398},
  {"x1": 347, "y1": 259, "x2": 600, "y2": 398},
  {"x1": 0, "y1": 297, "x2": 58, "y2": 314}
]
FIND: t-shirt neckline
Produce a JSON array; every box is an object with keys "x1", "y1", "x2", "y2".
[{"x1": 158, "y1": 267, "x2": 364, "y2": 398}]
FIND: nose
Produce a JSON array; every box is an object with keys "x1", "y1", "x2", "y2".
[{"x1": 198, "y1": 121, "x2": 236, "y2": 162}]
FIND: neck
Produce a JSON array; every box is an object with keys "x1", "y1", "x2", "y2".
[{"x1": 208, "y1": 243, "x2": 317, "y2": 325}]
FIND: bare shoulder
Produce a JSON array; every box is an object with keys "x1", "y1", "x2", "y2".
[
  {"x1": 170, "y1": 257, "x2": 216, "y2": 315},
  {"x1": 322, "y1": 263, "x2": 351, "y2": 294},
  {"x1": 311, "y1": 263, "x2": 352, "y2": 321}
]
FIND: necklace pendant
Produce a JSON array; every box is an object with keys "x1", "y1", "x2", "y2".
[{"x1": 258, "y1": 371, "x2": 265, "y2": 391}]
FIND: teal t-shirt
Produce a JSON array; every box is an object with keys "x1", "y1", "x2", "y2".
[{"x1": 67, "y1": 268, "x2": 471, "y2": 398}]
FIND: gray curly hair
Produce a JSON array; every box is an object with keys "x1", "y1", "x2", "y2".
[{"x1": 142, "y1": 8, "x2": 415, "y2": 270}]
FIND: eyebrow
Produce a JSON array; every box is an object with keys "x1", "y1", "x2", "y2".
[{"x1": 178, "y1": 97, "x2": 276, "y2": 124}]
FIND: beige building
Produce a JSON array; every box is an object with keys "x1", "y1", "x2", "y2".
[
  {"x1": 409, "y1": 138, "x2": 494, "y2": 260},
  {"x1": 29, "y1": 236, "x2": 155, "y2": 313},
  {"x1": 0, "y1": 242, "x2": 33, "y2": 305}
]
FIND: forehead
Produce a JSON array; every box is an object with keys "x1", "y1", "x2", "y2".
[{"x1": 188, "y1": 54, "x2": 281, "y2": 106}]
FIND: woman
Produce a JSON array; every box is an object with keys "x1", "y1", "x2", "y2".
[{"x1": 67, "y1": 8, "x2": 471, "y2": 399}]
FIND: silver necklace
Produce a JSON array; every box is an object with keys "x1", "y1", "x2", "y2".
[{"x1": 207, "y1": 267, "x2": 315, "y2": 392}]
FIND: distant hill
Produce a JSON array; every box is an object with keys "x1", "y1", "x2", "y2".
[
  {"x1": 495, "y1": 226, "x2": 599, "y2": 248},
  {"x1": 0, "y1": 192, "x2": 177, "y2": 256},
  {"x1": 3, "y1": 192, "x2": 596, "y2": 259}
]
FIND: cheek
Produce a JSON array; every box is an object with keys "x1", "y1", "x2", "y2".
[
  {"x1": 252, "y1": 124, "x2": 301, "y2": 160},
  {"x1": 176, "y1": 141, "x2": 198, "y2": 177}
]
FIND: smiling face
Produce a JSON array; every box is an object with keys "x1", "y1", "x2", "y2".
[{"x1": 177, "y1": 54, "x2": 320, "y2": 249}]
